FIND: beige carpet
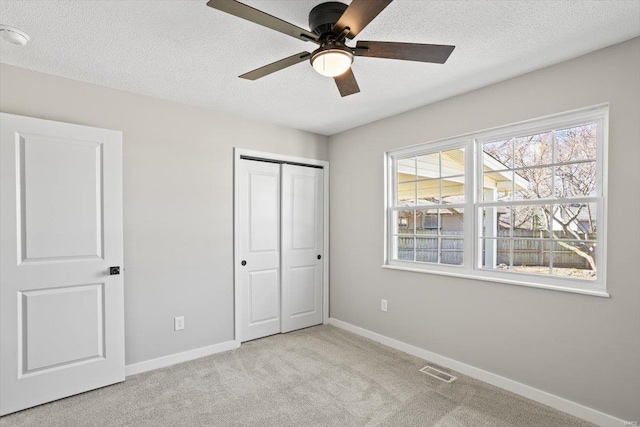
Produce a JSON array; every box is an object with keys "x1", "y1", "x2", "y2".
[{"x1": 0, "y1": 325, "x2": 594, "y2": 427}]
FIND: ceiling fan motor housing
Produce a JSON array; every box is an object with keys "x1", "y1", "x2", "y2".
[{"x1": 309, "y1": 2, "x2": 348, "y2": 37}]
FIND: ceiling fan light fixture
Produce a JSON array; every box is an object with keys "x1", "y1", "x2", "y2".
[
  {"x1": 311, "y1": 48, "x2": 353, "y2": 77},
  {"x1": 206, "y1": 0, "x2": 455, "y2": 97}
]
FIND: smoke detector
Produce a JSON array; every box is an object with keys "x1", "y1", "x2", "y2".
[{"x1": 0, "y1": 25, "x2": 30, "y2": 46}]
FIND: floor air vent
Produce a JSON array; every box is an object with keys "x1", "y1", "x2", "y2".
[{"x1": 419, "y1": 365, "x2": 457, "y2": 383}]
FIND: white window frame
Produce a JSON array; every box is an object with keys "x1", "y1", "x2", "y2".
[{"x1": 384, "y1": 105, "x2": 609, "y2": 297}]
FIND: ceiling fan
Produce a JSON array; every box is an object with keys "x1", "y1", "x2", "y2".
[{"x1": 206, "y1": 0, "x2": 455, "y2": 97}]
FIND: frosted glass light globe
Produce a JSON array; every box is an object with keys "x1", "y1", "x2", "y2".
[{"x1": 311, "y1": 49, "x2": 353, "y2": 77}]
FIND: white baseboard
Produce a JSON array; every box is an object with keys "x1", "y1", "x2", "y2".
[
  {"x1": 125, "y1": 340, "x2": 240, "y2": 377},
  {"x1": 328, "y1": 318, "x2": 628, "y2": 427}
]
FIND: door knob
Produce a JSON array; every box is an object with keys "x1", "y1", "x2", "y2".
[
  {"x1": 317, "y1": 255, "x2": 322, "y2": 260},
  {"x1": 241, "y1": 260, "x2": 247, "y2": 266},
  {"x1": 109, "y1": 266, "x2": 120, "y2": 275}
]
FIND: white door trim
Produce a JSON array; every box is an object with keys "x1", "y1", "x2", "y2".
[{"x1": 233, "y1": 148, "x2": 329, "y2": 343}]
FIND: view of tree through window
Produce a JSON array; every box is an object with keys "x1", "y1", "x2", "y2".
[{"x1": 481, "y1": 124, "x2": 598, "y2": 279}]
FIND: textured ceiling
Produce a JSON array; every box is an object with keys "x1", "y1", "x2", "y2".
[{"x1": 1, "y1": 0, "x2": 639, "y2": 135}]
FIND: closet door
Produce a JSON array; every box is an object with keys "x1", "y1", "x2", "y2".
[
  {"x1": 238, "y1": 160, "x2": 281, "y2": 342},
  {"x1": 281, "y1": 164, "x2": 324, "y2": 333}
]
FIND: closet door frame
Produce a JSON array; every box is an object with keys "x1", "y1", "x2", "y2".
[{"x1": 233, "y1": 148, "x2": 329, "y2": 344}]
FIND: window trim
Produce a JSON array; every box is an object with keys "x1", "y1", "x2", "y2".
[{"x1": 384, "y1": 104, "x2": 609, "y2": 297}]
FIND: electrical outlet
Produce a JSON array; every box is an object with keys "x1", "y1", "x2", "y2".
[
  {"x1": 381, "y1": 299, "x2": 388, "y2": 312},
  {"x1": 174, "y1": 316, "x2": 185, "y2": 331}
]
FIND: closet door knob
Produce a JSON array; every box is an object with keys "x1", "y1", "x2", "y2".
[
  {"x1": 317, "y1": 255, "x2": 322, "y2": 260},
  {"x1": 241, "y1": 260, "x2": 247, "y2": 266}
]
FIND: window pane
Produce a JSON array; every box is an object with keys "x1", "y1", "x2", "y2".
[
  {"x1": 480, "y1": 206, "x2": 512, "y2": 238},
  {"x1": 441, "y1": 208, "x2": 464, "y2": 236},
  {"x1": 480, "y1": 238, "x2": 511, "y2": 270},
  {"x1": 396, "y1": 181, "x2": 415, "y2": 206},
  {"x1": 416, "y1": 179, "x2": 440, "y2": 205},
  {"x1": 442, "y1": 175, "x2": 465, "y2": 204},
  {"x1": 483, "y1": 171, "x2": 513, "y2": 202},
  {"x1": 393, "y1": 210, "x2": 415, "y2": 234},
  {"x1": 441, "y1": 148, "x2": 465, "y2": 177},
  {"x1": 416, "y1": 209, "x2": 438, "y2": 235},
  {"x1": 397, "y1": 157, "x2": 416, "y2": 182},
  {"x1": 441, "y1": 238, "x2": 463, "y2": 265},
  {"x1": 550, "y1": 241, "x2": 596, "y2": 280},
  {"x1": 513, "y1": 204, "x2": 550, "y2": 237},
  {"x1": 514, "y1": 132, "x2": 553, "y2": 168},
  {"x1": 555, "y1": 124, "x2": 597, "y2": 163},
  {"x1": 512, "y1": 239, "x2": 551, "y2": 276},
  {"x1": 483, "y1": 139, "x2": 513, "y2": 169},
  {"x1": 549, "y1": 204, "x2": 597, "y2": 279},
  {"x1": 550, "y1": 203, "x2": 597, "y2": 237},
  {"x1": 394, "y1": 236, "x2": 415, "y2": 261},
  {"x1": 416, "y1": 153, "x2": 440, "y2": 180},
  {"x1": 514, "y1": 167, "x2": 553, "y2": 200},
  {"x1": 416, "y1": 238, "x2": 437, "y2": 263},
  {"x1": 555, "y1": 162, "x2": 596, "y2": 198}
]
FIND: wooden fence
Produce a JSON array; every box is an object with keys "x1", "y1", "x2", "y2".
[{"x1": 397, "y1": 229, "x2": 593, "y2": 269}]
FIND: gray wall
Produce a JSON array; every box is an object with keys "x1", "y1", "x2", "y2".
[
  {"x1": 328, "y1": 38, "x2": 640, "y2": 421},
  {"x1": 0, "y1": 64, "x2": 329, "y2": 365}
]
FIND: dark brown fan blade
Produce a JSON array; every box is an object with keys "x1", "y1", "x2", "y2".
[
  {"x1": 207, "y1": 0, "x2": 318, "y2": 43},
  {"x1": 239, "y1": 52, "x2": 311, "y2": 80},
  {"x1": 354, "y1": 41, "x2": 455, "y2": 64},
  {"x1": 334, "y1": 68, "x2": 360, "y2": 97},
  {"x1": 332, "y1": 0, "x2": 393, "y2": 39}
]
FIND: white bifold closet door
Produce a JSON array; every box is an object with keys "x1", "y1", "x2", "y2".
[
  {"x1": 238, "y1": 160, "x2": 282, "y2": 342},
  {"x1": 280, "y1": 164, "x2": 324, "y2": 333},
  {"x1": 238, "y1": 159, "x2": 323, "y2": 342}
]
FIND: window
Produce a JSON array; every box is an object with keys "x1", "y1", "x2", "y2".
[
  {"x1": 392, "y1": 145, "x2": 467, "y2": 266},
  {"x1": 385, "y1": 106, "x2": 608, "y2": 296}
]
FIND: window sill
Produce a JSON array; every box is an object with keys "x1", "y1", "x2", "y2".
[{"x1": 381, "y1": 264, "x2": 610, "y2": 298}]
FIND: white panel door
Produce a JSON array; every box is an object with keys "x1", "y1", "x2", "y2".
[
  {"x1": 281, "y1": 164, "x2": 323, "y2": 333},
  {"x1": 238, "y1": 159, "x2": 281, "y2": 342},
  {"x1": 0, "y1": 113, "x2": 124, "y2": 416}
]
